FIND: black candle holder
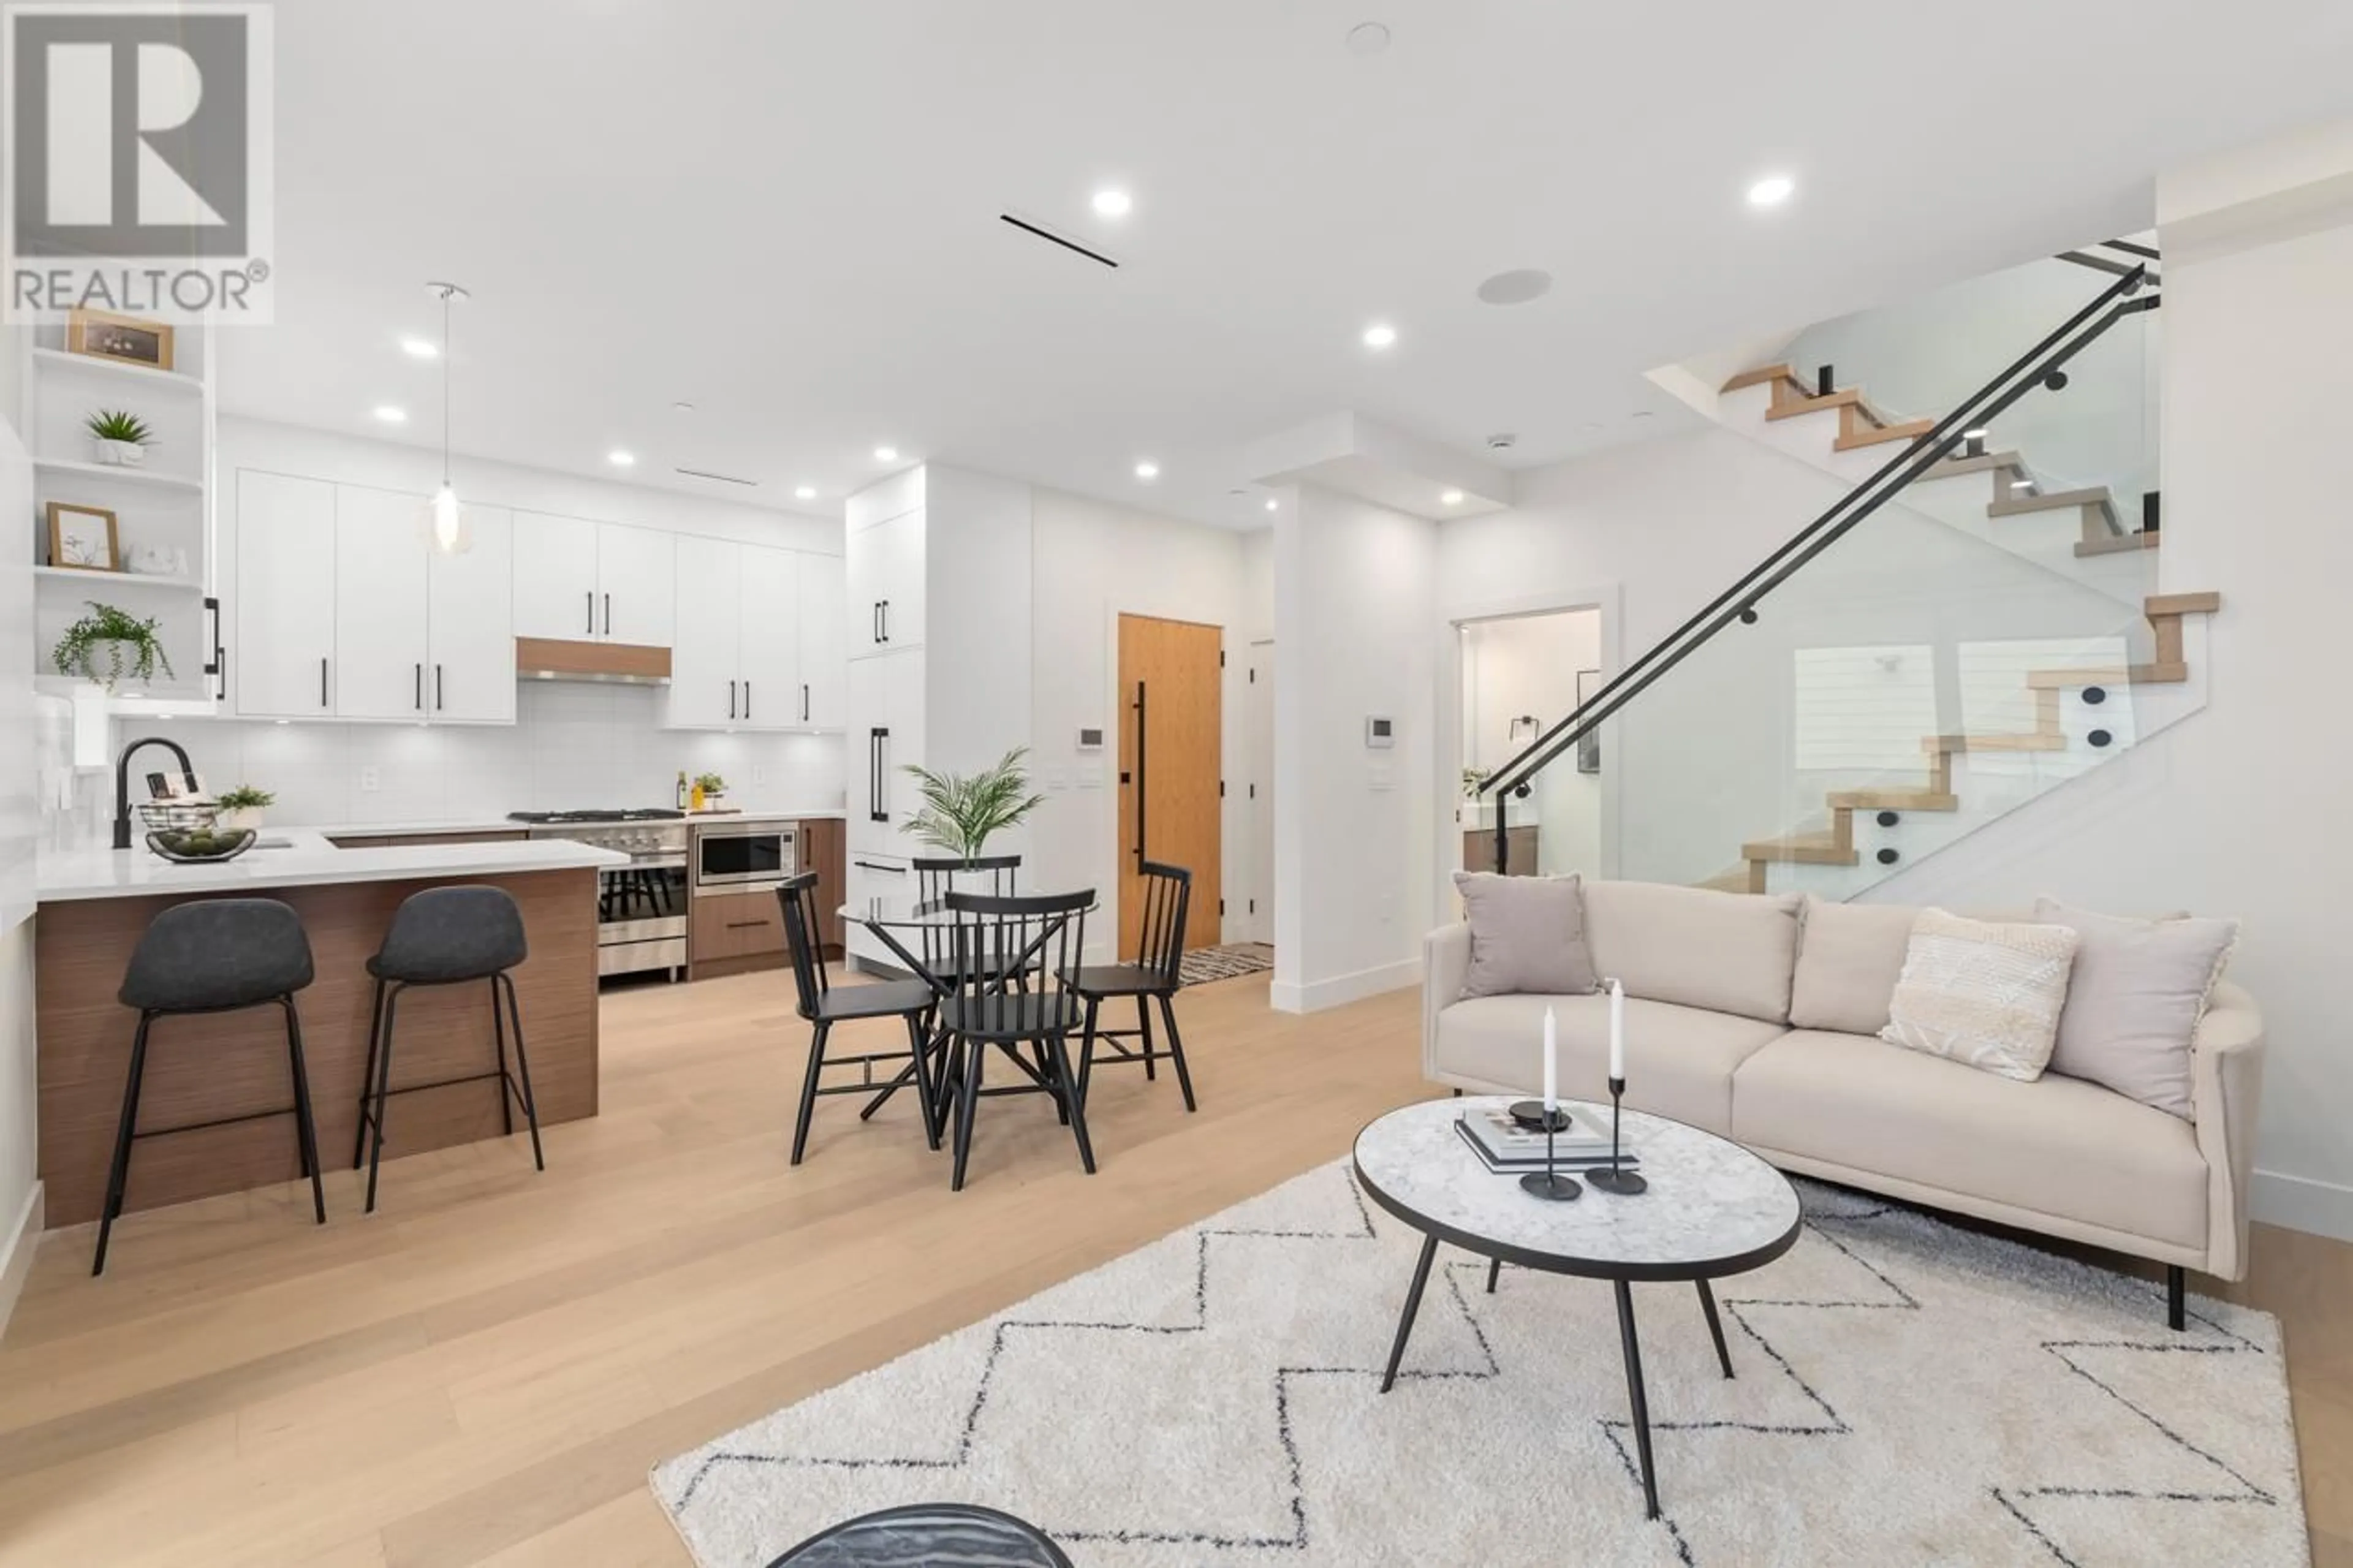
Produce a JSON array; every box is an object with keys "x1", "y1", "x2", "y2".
[
  {"x1": 1518, "y1": 1106, "x2": 1582, "y2": 1202},
  {"x1": 1508, "y1": 1099, "x2": 1570, "y2": 1133},
  {"x1": 1585, "y1": 1075, "x2": 1648, "y2": 1195}
]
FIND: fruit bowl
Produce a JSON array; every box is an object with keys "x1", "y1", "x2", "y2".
[{"x1": 146, "y1": 828, "x2": 258, "y2": 863}]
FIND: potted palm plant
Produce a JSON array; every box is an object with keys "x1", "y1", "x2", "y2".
[
  {"x1": 52, "y1": 602, "x2": 173, "y2": 691},
  {"x1": 902, "y1": 747, "x2": 1045, "y2": 863},
  {"x1": 85, "y1": 409, "x2": 154, "y2": 467}
]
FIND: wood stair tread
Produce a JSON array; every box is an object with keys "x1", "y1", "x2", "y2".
[
  {"x1": 1988, "y1": 485, "x2": 2116, "y2": 518},
  {"x1": 1721, "y1": 363, "x2": 1802, "y2": 393},
  {"x1": 1922, "y1": 450, "x2": 2028, "y2": 478},
  {"x1": 1741, "y1": 833, "x2": 1861, "y2": 866},
  {"x1": 2077, "y1": 532, "x2": 2159, "y2": 557},
  {"x1": 1923, "y1": 731, "x2": 2069, "y2": 754},
  {"x1": 2023, "y1": 663, "x2": 2188, "y2": 690},
  {"x1": 2146, "y1": 591, "x2": 2221, "y2": 616},
  {"x1": 1824, "y1": 789, "x2": 1960, "y2": 811},
  {"x1": 1695, "y1": 868, "x2": 1760, "y2": 895},
  {"x1": 1765, "y1": 388, "x2": 1862, "y2": 421},
  {"x1": 1834, "y1": 416, "x2": 1934, "y2": 452}
]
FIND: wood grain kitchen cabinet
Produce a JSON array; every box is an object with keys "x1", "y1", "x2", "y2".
[
  {"x1": 801, "y1": 817, "x2": 846, "y2": 955},
  {"x1": 689, "y1": 888, "x2": 786, "y2": 966}
]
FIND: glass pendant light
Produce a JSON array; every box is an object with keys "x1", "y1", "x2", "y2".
[{"x1": 421, "y1": 281, "x2": 472, "y2": 554}]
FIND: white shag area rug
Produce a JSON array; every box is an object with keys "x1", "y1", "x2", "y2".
[{"x1": 652, "y1": 1161, "x2": 2307, "y2": 1567}]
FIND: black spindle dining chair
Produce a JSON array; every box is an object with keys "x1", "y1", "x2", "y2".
[
  {"x1": 778, "y1": 872, "x2": 942, "y2": 1162},
  {"x1": 1066, "y1": 862, "x2": 1197, "y2": 1113},
  {"x1": 935, "y1": 888, "x2": 1096, "y2": 1191},
  {"x1": 912, "y1": 854, "x2": 1022, "y2": 986}
]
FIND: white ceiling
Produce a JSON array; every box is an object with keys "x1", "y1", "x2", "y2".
[{"x1": 221, "y1": 0, "x2": 2353, "y2": 531}]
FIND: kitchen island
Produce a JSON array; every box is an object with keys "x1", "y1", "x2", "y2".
[{"x1": 32, "y1": 831, "x2": 625, "y2": 1228}]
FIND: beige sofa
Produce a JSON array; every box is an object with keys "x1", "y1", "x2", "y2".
[{"x1": 1422, "y1": 881, "x2": 2265, "y2": 1326}]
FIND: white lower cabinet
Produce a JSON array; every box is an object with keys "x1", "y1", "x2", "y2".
[{"x1": 844, "y1": 850, "x2": 912, "y2": 968}]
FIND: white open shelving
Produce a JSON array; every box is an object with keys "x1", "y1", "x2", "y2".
[{"x1": 20, "y1": 324, "x2": 219, "y2": 711}]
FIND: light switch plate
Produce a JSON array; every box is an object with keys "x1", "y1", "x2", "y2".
[{"x1": 358, "y1": 767, "x2": 381, "y2": 793}]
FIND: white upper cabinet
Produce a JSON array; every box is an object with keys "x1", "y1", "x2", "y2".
[
  {"x1": 847, "y1": 506, "x2": 924, "y2": 659},
  {"x1": 797, "y1": 551, "x2": 847, "y2": 728},
  {"x1": 736, "y1": 544, "x2": 799, "y2": 729},
  {"x1": 510, "y1": 510, "x2": 601, "y2": 640},
  {"x1": 667, "y1": 534, "x2": 742, "y2": 729},
  {"x1": 235, "y1": 471, "x2": 338, "y2": 719},
  {"x1": 429, "y1": 504, "x2": 516, "y2": 723},
  {"x1": 597, "y1": 523, "x2": 675, "y2": 646},
  {"x1": 333, "y1": 484, "x2": 432, "y2": 720}
]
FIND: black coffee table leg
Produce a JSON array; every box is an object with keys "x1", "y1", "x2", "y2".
[
  {"x1": 1696, "y1": 1278, "x2": 1733, "y2": 1379},
  {"x1": 1613, "y1": 1279, "x2": 1660, "y2": 1519},
  {"x1": 1485, "y1": 1257, "x2": 1501, "y2": 1294},
  {"x1": 1380, "y1": 1233, "x2": 1439, "y2": 1394}
]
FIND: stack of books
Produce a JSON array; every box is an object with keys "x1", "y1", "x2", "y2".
[{"x1": 1453, "y1": 1106, "x2": 1638, "y2": 1173}]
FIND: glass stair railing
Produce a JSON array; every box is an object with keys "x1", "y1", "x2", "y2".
[{"x1": 1480, "y1": 256, "x2": 2219, "y2": 901}]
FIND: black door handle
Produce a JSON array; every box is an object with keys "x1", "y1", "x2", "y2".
[{"x1": 1132, "y1": 679, "x2": 1148, "y2": 869}]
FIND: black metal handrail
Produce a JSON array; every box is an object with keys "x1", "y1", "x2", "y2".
[{"x1": 1477, "y1": 262, "x2": 2159, "y2": 869}]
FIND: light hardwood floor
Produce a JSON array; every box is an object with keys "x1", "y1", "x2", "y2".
[{"x1": 0, "y1": 971, "x2": 2344, "y2": 1566}]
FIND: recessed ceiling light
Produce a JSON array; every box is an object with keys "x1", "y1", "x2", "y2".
[
  {"x1": 1345, "y1": 21, "x2": 1392, "y2": 55},
  {"x1": 874, "y1": 445, "x2": 899, "y2": 462},
  {"x1": 1092, "y1": 188, "x2": 1133, "y2": 218},
  {"x1": 398, "y1": 336, "x2": 438, "y2": 359},
  {"x1": 1746, "y1": 173, "x2": 1796, "y2": 208},
  {"x1": 1134, "y1": 460, "x2": 1161, "y2": 480},
  {"x1": 1441, "y1": 489, "x2": 1464, "y2": 506},
  {"x1": 1265, "y1": 498, "x2": 1279, "y2": 512},
  {"x1": 607, "y1": 449, "x2": 635, "y2": 466},
  {"x1": 672, "y1": 401, "x2": 697, "y2": 414},
  {"x1": 1362, "y1": 322, "x2": 1398, "y2": 349},
  {"x1": 795, "y1": 485, "x2": 817, "y2": 501},
  {"x1": 372, "y1": 405, "x2": 407, "y2": 423}
]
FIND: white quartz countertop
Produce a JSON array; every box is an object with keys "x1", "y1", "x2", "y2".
[
  {"x1": 36, "y1": 830, "x2": 629, "y2": 903},
  {"x1": 315, "y1": 808, "x2": 848, "y2": 838}
]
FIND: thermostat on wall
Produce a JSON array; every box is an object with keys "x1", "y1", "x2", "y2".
[
  {"x1": 1365, "y1": 716, "x2": 1395, "y2": 749},
  {"x1": 1077, "y1": 727, "x2": 1105, "y2": 751}
]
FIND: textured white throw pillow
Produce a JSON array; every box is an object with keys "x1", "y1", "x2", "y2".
[{"x1": 1879, "y1": 909, "x2": 2080, "y2": 1081}]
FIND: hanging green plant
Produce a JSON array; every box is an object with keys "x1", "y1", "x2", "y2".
[
  {"x1": 901, "y1": 747, "x2": 1045, "y2": 862},
  {"x1": 52, "y1": 602, "x2": 173, "y2": 690}
]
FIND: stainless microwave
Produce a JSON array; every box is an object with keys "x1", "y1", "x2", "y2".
[{"x1": 693, "y1": 820, "x2": 798, "y2": 895}]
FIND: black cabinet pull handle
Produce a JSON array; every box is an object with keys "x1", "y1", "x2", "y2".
[
  {"x1": 320, "y1": 656, "x2": 329, "y2": 708},
  {"x1": 603, "y1": 593, "x2": 612, "y2": 636},
  {"x1": 203, "y1": 595, "x2": 224, "y2": 701},
  {"x1": 414, "y1": 662, "x2": 423, "y2": 710},
  {"x1": 880, "y1": 599, "x2": 889, "y2": 643},
  {"x1": 744, "y1": 680, "x2": 751, "y2": 720},
  {"x1": 854, "y1": 859, "x2": 906, "y2": 874},
  {"x1": 869, "y1": 727, "x2": 890, "y2": 822},
  {"x1": 435, "y1": 664, "x2": 444, "y2": 711},
  {"x1": 725, "y1": 918, "x2": 771, "y2": 930},
  {"x1": 586, "y1": 589, "x2": 594, "y2": 635},
  {"x1": 801, "y1": 683, "x2": 810, "y2": 722},
  {"x1": 728, "y1": 680, "x2": 737, "y2": 721}
]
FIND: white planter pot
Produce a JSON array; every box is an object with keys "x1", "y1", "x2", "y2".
[
  {"x1": 70, "y1": 638, "x2": 144, "y2": 691},
  {"x1": 216, "y1": 806, "x2": 265, "y2": 833},
  {"x1": 92, "y1": 438, "x2": 146, "y2": 467}
]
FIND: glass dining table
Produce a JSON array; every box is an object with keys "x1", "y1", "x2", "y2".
[{"x1": 836, "y1": 893, "x2": 1103, "y2": 994}]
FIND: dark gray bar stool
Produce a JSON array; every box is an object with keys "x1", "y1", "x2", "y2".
[
  {"x1": 97, "y1": 897, "x2": 327, "y2": 1275},
  {"x1": 354, "y1": 885, "x2": 544, "y2": 1213}
]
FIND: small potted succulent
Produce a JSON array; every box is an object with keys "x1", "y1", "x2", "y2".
[
  {"x1": 85, "y1": 409, "x2": 154, "y2": 467},
  {"x1": 214, "y1": 785, "x2": 275, "y2": 833},
  {"x1": 52, "y1": 602, "x2": 173, "y2": 691}
]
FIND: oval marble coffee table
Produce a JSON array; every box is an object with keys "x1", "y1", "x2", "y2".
[{"x1": 1352, "y1": 1095, "x2": 1801, "y2": 1520}]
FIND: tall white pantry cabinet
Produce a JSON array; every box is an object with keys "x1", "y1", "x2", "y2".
[{"x1": 841, "y1": 463, "x2": 1034, "y2": 969}]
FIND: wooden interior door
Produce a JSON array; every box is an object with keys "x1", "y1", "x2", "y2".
[{"x1": 1118, "y1": 614, "x2": 1223, "y2": 959}]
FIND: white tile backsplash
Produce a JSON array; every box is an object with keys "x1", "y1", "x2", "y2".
[{"x1": 55, "y1": 682, "x2": 844, "y2": 842}]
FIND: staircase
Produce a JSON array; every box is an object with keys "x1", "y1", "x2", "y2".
[{"x1": 1479, "y1": 251, "x2": 2212, "y2": 901}]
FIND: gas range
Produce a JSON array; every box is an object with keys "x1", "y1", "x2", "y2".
[{"x1": 511, "y1": 810, "x2": 689, "y2": 978}]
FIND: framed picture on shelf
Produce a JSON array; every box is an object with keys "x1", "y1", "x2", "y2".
[
  {"x1": 1575, "y1": 668, "x2": 1602, "y2": 774},
  {"x1": 66, "y1": 307, "x2": 175, "y2": 371},
  {"x1": 46, "y1": 502, "x2": 120, "y2": 571}
]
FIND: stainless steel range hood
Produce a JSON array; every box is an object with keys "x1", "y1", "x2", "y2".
[{"x1": 513, "y1": 637, "x2": 673, "y2": 686}]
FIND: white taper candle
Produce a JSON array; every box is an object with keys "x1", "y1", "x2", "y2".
[
  {"x1": 1542, "y1": 1006, "x2": 1558, "y2": 1111},
  {"x1": 1608, "y1": 979, "x2": 1626, "y2": 1081}
]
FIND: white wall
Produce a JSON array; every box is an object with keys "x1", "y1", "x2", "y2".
[
  {"x1": 1026, "y1": 488, "x2": 1248, "y2": 951},
  {"x1": 1863, "y1": 129, "x2": 2353, "y2": 1241},
  {"x1": 0, "y1": 393, "x2": 40, "y2": 1333},
  {"x1": 1273, "y1": 485, "x2": 1438, "y2": 1010}
]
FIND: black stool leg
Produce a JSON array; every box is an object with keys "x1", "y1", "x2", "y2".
[
  {"x1": 498, "y1": 972, "x2": 545, "y2": 1172},
  {"x1": 490, "y1": 977, "x2": 513, "y2": 1137},
  {"x1": 93, "y1": 1011, "x2": 156, "y2": 1276},
  {"x1": 353, "y1": 977, "x2": 387, "y2": 1170},
  {"x1": 1048, "y1": 1032, "x2": 1096, "y2": 1175},
  {"x1": 1156, "y1": 992, "x2": 1197, "y2": 1113},
  {"x1": 362, "y1": 985, "x2": 401, "y2": 1214},
  {"x1": 1135, "y1": 994, "x2": 1158, "y2": 1080},
  {"x1": 792, "y1": 1019, "x2": 830, "y2": 1165},
  {"x1": 950, "y1": 1036, "x2": 982, "y2": 1192},
  {"x1": 281, "y1": 997, "x2": 327, "y2": 1227}
]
